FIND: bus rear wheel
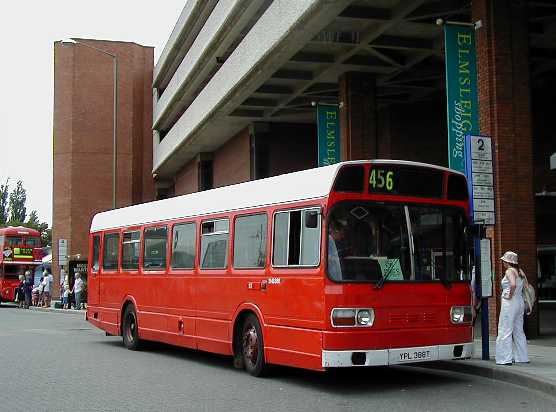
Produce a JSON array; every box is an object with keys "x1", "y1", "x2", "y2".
[
  {"x1": 241, "y1": 314, "x2": 268, "y2": 377},
  {"x1": 122, "y1": 305, "x2": 141, "y2": 350}
]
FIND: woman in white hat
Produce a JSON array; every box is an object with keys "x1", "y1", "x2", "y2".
[{"x1": 495, "y1": 251, "x2": 529, "y2": 365}]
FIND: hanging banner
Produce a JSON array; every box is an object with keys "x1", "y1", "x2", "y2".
[
  {"x1": 317, "y1": 103, "x2": 340, "y2": 166},
  {"x1": 444, "y1": 23, "x2": 479, "y2": 173}
]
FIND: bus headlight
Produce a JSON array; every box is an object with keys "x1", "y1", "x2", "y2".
[
  {"x1": 356, "y1": 309, "x2": 374, "y2": 326},
  {"x1": 450, "y1": 306, "x2": 472, "y2": 324},
  {"x1": 332, "y1": 308, "x2": 374, "y2": 327}
]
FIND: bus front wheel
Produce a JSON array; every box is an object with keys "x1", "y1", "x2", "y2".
[
  {"x1": 241, "y1": 314, "x2": 268, "y2": 377},
  {"x1": 122, "y1": 305, "x2": 142, "y2": 350}
]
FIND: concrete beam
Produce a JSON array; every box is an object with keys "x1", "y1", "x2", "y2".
[
  {"x1": 154, "y1": 0, "x2": 265, "y2": 130},
  {"x1": 153, "y1": 1, "x2": 216, "y2": 89},
  {"x1": 153, "y1": 0, "x2": 353, "y2": 176}
]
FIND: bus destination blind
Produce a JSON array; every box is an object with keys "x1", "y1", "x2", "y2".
[{"x1": 368, "y1": 166, "x2": 443, "y2": 198}]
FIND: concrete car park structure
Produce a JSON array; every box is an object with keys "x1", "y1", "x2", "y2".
[{"x1": 53, "y1": 0, "x2": 556, "y2": 337}]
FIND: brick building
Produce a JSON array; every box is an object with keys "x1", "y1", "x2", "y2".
[
  {"x1": 151, "y1": 0, "x2": 555, "y2": 337},
  {"x1": 52, "y1": 39, "x2": 155, "y2": 290}
]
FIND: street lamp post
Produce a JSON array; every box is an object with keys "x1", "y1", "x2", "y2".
[{"x1": 61, "y1": 39, "x2": 118, "y2": 209}]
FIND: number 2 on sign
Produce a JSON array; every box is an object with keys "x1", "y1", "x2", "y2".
[{"x1": 369, "y1": 169, "x2": 394, "y2": 191}]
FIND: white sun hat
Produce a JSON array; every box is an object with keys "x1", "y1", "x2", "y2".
[{"x1": 500, "y1": 251, "x2": 518, "y2": 265}]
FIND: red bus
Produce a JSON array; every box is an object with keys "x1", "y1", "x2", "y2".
[
  {"x1": 87, "y1": 160, "x2": 474, "y2": 376},
  {"x1": 0, "y1": 226, "x2": 44, "y2": 303}
]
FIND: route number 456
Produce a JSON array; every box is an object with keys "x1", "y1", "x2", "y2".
[{"x1": 369, "y1": 169, "x2": 394, "y2": 191}]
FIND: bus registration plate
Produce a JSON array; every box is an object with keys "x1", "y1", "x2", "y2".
[{"x1": 389, "y1": 346, "x2": 437, "y2": 364}]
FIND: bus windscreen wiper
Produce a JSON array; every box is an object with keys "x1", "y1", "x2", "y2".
[
  {"x1": 440, "y1": 275, "x2": 452, "y2": 289},
  {"x1": 374, "y1": 261, "x2": 396, "y2": 290}
]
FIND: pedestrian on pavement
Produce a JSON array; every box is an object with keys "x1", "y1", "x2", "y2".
[
  {"x1": 48, "y1": 270, "x2": 54, "y2": 301},
  {"x1": 24, "y1": 270, "x2": 33, "y2": 309},
  {"x1": 37, "y1": 276, "x2": 44, "y2": 306},
  {"x1": 16, "y1": 274, "x2": 25, "y2": 308},
  {"x1": 73, "y1": 272, "x2": 84, "y2": 310},
  {"x1": 32, "y1": 285, "x2": 40, "y2": 306},
  {"x1": 41, "y1": 270, "x2": 51, "y2": 308},
  {"x1": 59, "y1": 268, "x2": 66, "y2": 301},
  {"x1": 62, "y1": 284, "x2": 71, "y2": 309},
  {"x1": 495, "y1": 251, "x2": 529, "y2": 365}
]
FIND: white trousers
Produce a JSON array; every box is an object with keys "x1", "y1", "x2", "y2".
[{"x1": 495, "y1": 297, "x2": 529, "y2": 364}]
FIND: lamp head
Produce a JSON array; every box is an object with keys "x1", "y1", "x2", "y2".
[{"x1": 60, "y1": 38, "x2": 77, "y2": 45}]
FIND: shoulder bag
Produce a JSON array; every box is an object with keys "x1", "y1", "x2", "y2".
[{"x1": 520, "y1": 269, "x2": 536, "y2": 315}]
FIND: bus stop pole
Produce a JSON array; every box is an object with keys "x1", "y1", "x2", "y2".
[
  {"x1": 481, "y1": 297, "x2": 490, "y2": 360},
  {"x1": 475, "y1": 234, "x2": 489, "y2": 360}
]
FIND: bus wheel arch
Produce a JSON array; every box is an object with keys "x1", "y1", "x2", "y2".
[
  {"x1": 121, "y1": 300, "x2": 142, "y2": 350},
  {"x1": 232, "y1": 309, "x2": 269, "y2": 377}
]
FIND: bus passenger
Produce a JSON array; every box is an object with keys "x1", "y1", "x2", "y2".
[{"x1": 328, "y1": 220, "x2": 349, "y2": 280}]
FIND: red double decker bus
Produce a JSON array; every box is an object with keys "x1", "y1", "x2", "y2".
[
  {"x1": 87, "y1": 160, "x2": 474, "y2": 376},
  {"x1": 0, "y1": 226, "x2": 43, "y2": 303}
]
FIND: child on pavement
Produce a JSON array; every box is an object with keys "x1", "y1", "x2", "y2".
[{"x1": 62, "y1": 284, "x2": 70, "y2": 309}]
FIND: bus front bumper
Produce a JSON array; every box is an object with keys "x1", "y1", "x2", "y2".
[{"x1": 322, "y1": 342, "x2": 473, "y2": 368}]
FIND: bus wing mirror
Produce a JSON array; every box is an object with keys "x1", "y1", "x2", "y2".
[{"x1": 304, "y1": 211, "x2": 319, "y2": 229}]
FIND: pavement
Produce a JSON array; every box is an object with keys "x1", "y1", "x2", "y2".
[
  {"x1": 20, "y1": 302, "x2": 556, "y2": 400},
  {"x1": 426, "y1": 338, "x2": 556, "y2": 398},
  {"x1": 422, "y1": 301, "x2": 556, "y2": 398}
]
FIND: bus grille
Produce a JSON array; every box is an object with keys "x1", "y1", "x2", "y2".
[{"x1": 389, "y1": 312, "x2": 437, "y2": 324}]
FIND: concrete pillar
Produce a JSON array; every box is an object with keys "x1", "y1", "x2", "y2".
[
  {"x1": 339, "y1": 72, "x2": 378, "y2": 160},
  {"x1": 473, "y1": 0, "x2": 538, "y2": 337}
]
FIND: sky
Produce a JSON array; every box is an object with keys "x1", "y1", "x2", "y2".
[{"x1": 0, "y1": 0, "x2": 186, "y2": 226}]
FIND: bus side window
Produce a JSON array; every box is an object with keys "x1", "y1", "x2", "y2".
[
  {"x1": 92, "y1": 235, "x2": 101, "y2": 272},
  {"x1": 143, "y1": 227, "x2": 168, "y2": 271},
  {"x1": 233, "y1": 214, "x2": 267, "y2": 269},
  {"x1": 122, "y1": 231, "x2": 141, "y2": 271},
  {"x1": 273, "y1": 208, "x2": 321, "y2": 267},
  {"x1": 171, "y1": 223, "x2": 196, "y2": 269},
  {"x1": 102, "y1": 233, "x2": 120, "y2": 271},
  {"x1": 200, "y1": 219, "x2": 229, "y2": 269}
]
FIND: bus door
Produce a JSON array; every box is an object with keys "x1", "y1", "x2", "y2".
[
  {"x1": 88, "y1": 234, "x2": 101, "y2": 305},
  {"x1": 265, "y1": 207, "x2": 325, "y2": 362}
]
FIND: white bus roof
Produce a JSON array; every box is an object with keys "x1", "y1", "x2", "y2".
[{"x1": 90, "y1": 160, "x2": 459, "y2": 232}]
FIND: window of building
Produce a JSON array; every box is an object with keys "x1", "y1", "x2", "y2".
[
  {"x1": 234, "y1": 214, "x2": 267, "y2": 269},
  {"x1": 122, "y1": 231, "x2": 141, "y2": 270},
  {"x1": 143, "y1": 227, "x2": 168, "y2": 270},
  {"x1": 103, "y1": 233, "x2": 120, "y2": 271},
  {"x1": 92, "y1": 235, "x2": 101, "y2": 272},
  {"x1": 273, "y1": 208, "x2": 321, "y2": 267},
  {"x1": 200, "y1": 219, "x2": 229, "y2": 269},
  {"x1": 171, "y1": 223, "x2": 196, "y2": 269},
  {"x1": 199, "y1": 155, "x2": 213, "y2": 191}
]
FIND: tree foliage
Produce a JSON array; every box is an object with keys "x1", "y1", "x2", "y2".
[
  {"x1": 27, "y1": 210, "x2": 40, "y2": 227},
  {"x1": 0, "y1": 179, "x2": 8, "y2": 225},
  {"x1": 0, "y1": 181, "x2": 51, "y2": 247},
  {"x1": 8, "y1": 180, "x2": 27, "y2": 223}
]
